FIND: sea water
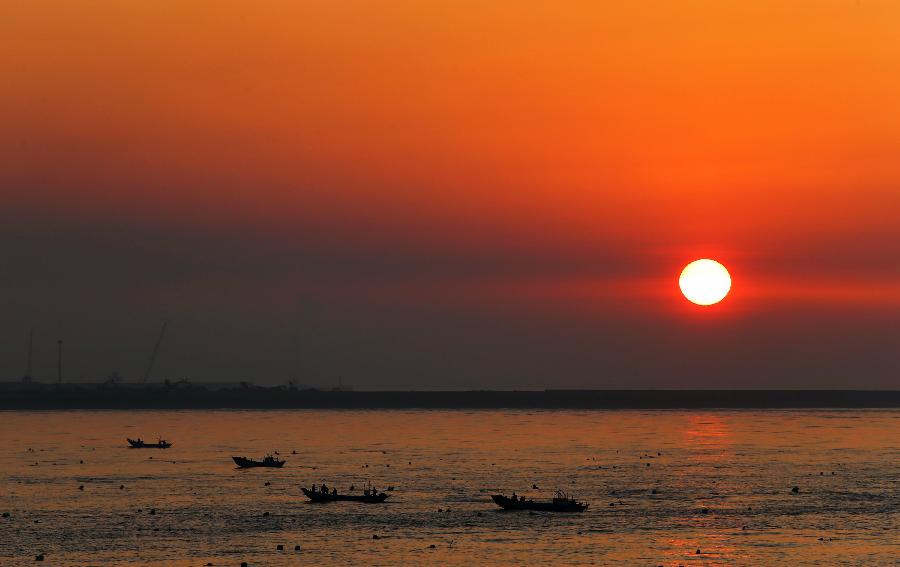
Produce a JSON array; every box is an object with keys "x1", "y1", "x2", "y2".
[{"x1": 1, "y1": 410, "x2": 897, "y2": 565}]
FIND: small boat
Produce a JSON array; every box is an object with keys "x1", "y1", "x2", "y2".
[
  {"x1": 127, "y1": 438, "x2": 172, "y2": 449},
  {"x1": 301, "y1": 487, "x2": 389, "y2": 503},
  {"x1": 232, "y1": 455, "x2": 285, "y2": 468},
  {"x1": 491, "y1": 491, "x2": 588, "y2": 512}
]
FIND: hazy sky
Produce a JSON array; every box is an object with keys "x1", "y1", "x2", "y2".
[{"x1": 1, "y1": 1, "x2": 898, "y2": 388}]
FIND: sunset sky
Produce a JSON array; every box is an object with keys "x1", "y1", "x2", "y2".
[{"x1": 1, "y1": 1, "x2": 898, "y2": 388}]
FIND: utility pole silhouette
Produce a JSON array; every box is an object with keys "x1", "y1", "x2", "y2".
[
  {"x1": 57, "y1": 339, "x2": 63, "y2": 385},
  {"x1": 24, "y1": 329, "x2": 33, "y2": 382}
]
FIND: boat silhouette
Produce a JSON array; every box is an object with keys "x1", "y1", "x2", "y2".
[
  {"x1": 127, "y1": 437, "x2": 172, "y2": 449},
  {"x1": 232, "y1": 455, "x2": 285, "y2": 468},
  {"x1": 301, "y1": 487, "x2": 388, "y2": 503},
  {"x1": 491, "y1": 491, "x2": 588, "y2": 512}
]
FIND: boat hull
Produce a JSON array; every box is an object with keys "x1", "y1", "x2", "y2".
[
  {"x1": 491, "y1": 494, "x2": 588, "y2": 512},
  {"x1": 232, "y1": 456, "x2": 285, "y2": 468},
  {"x1": 127, "y1": 438, "x2": 171, "y2": 449},
  {"x1": 301, "y1": 487, "x2": 388, "y2": 503}
]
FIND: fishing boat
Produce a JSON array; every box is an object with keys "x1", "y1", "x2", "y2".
[
  {"x1": 127, "y1": 438, "x2": 172, "y2": 449},
  {"x1": 301, "y1": 487, "x2": 389, "y2": 503},
  {"x1": 232, "y1": 455, "x2": 285, "y2": 468},
  {"x1": 491, "y1": 491, "x2": 588, "y2": 512}
]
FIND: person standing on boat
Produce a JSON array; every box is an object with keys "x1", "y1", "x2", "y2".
[
  {"x1": 331, "y1": 487, "x2": 337, "y2": 496},
  {"x1": 310, "y1": 484, "x2": 317, "y2": 493},
  {"x1": 321, "y1": 483, "x2": 328, "y2": 494}
]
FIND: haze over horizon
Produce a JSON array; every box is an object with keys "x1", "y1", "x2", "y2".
[{"x1": 2, "y1": 1, "x2": 898, "y2": 389}]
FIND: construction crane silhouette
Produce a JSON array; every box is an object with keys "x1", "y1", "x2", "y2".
[{"x1": 142, "y1": 321, "x2": 168, "y2": 383}]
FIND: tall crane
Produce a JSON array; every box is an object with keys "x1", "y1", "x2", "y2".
[{"x1": 142, "y1": 321, "x2": 168, "y2": 383}]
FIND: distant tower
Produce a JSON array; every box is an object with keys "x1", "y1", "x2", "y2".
[
  {"x1": 57, "y1": 339, "x2": 63, "y2": 384},
  {"x1": 23, "y1": 329, "x2": 34, "y2": 382}
]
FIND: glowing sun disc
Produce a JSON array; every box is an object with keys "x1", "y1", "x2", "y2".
[{"x1": 679, "y1": 259, "x2": 731, "y2": 306}]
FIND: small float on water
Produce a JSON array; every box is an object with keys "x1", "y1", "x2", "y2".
[
  {"x1": 301, "y1": 483, "x2": 389, "y2": 503},
  {"x1": 491, "y1": 490, "x2": 588, "y2": 512},
  {"x1": 127, "y1": 438, "x2": 172, "y2": 449},
  {"x1": 232, "y1": 455, "x2": 285, "y2": 468}
]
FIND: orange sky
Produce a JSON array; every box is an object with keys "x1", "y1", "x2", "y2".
[{"x1": 1, "y1": 1, "x2": 898, "y2": 386}]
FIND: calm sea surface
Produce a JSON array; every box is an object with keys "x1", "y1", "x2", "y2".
[{"x1": 1, "y1": 410, "x2": 897, "y2": 566}]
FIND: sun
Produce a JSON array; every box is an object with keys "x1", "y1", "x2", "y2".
[{"x1": 679, "y1": 259, "x2": 731, "y2": 306}]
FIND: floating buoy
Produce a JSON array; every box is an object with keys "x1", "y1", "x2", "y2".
[
  {"x1": 276, "y1": 544, "x2": 284, "y2": 550},
  {"x1": 264, "y1": 482, "x2": 271, "y2": 486},
  {"x1": 149, "y1": 509, "x2": 156, "y2": 515},
  {"x1": 696, "y1": 548, "x2": 701, "y2": 554},
  {"x1": 428, "y1": 544, "x2": 436, "y2": 549},
  {"x1": 120, "y1": 485, "x2": 124, "y2": 490},
  {"x1": 294, "y1": 545, "x2": 301, "y2": 551},
  {"x1": 372, "y1": 534, "x2": 380, "y2": 540},
  {"x1": 263, "y1": 511, "x2": 270, "y2": 517},
  {"x1": 2, "y1": 512, "x2": 10, "y2": 518},
  {"x1": 78, "y1": 485, "x2": 84, "y2": 491},
  {"x1": 35, "y1": 554, "x2": 44, "y2": 561},
  {"x1": 791, "y1": 486, "x2": 800, "y2": 494}
]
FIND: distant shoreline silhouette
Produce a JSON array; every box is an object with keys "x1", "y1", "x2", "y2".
[{"x1": 0, "y1": 383, "x2": 897, "y2": 409}]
